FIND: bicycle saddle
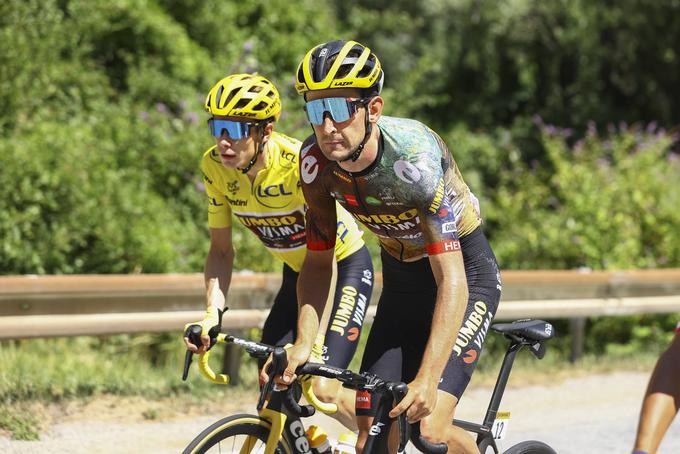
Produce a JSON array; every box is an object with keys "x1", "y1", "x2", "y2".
[{"x1": 491, "y1": 319, "x2": 555, "y2": 343}]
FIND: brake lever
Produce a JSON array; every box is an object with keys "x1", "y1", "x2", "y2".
[
  {"x1": 257, "y1": 347, "x2": 289, "y2": 411},
  {"x1": 181, "y1": 349, "x2": 193, "y2": 381},
  {"x1": 391, "y1": 383, "x2": 410, "y2": 452}
]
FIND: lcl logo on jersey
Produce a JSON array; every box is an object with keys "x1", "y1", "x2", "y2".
[
  {"x1": 255, "y1": 183, "x2": 295, "y2": 209},
  {"x1": 256, "y1": 184, "x2": 292, "y2": 198},
  {"x1": 301, "y1": 154, "x2": 319, "y2": 184}
]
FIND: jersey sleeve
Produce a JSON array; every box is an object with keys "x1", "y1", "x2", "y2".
[
  {"x1": 299, "y1": 140, "x2": 337, "y2": 251},
  {"x1": 406, "y1": 129, "x2": 462, "y2": 255},
  {"x1": 200, "y1": 154, "x2": 232, "y2": 229}
]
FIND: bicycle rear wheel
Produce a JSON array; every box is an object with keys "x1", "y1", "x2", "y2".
[
  {"x1": 503, "y1": 440, "x2": 556, "y2": 454},
  {"x1": 182, "y1": 414, "x2": 290, "y2": 454}
]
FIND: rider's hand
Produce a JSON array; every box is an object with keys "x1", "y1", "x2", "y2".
[
  {"x1": 183, "y1": 279, "x2": 225, "y2": 354},
  {"x1": 260, "y1": 342, "x2": 312, "y2": 389},
  {"x1": 389, "y1": 376, "x2": 438, "y2": 423}
]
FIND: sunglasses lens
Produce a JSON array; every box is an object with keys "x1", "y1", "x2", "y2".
[
  {"x1": 208, "y1": 119, "x2": 249, "y2": 139},
  {"x1": 305, "y1": 98, "x2": 354, "y2": 125}
]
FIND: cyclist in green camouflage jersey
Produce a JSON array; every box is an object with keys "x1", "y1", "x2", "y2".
[{"x1": 263, "y1": 40, "x2": 501, "y2": 454}]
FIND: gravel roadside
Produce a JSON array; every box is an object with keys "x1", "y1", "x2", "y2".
[{"x1": 2, "y1": 371, "x2": 679, "y2": 454}]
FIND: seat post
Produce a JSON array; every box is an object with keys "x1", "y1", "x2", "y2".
[{"x1": 482, "y1": 341, "x2": 522, "y2": 428}]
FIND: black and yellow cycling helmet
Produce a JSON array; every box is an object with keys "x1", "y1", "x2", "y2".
[
  {"x1": 204, "y1": 74, "x2": 281, "y2": 121},
  {"x1": 295, "y1": 40, "x2": 384, "y2": 97}
]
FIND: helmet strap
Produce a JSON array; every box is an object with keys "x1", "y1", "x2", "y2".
[
  {"x1": 340, "y1": 103, "x2": 372, "y2": 163},
  {"x1": 238, "y1": 125, "x2": 266, "y2": 174}
]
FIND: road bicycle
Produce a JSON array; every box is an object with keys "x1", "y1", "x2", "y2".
[{"x1": 181, "y1": 318, "x2": 558, "y2": 454}]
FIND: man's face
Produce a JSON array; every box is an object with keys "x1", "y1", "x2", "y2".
[
  {"x1": 305, "y1": 88, "x2": 369, "y2": 162},
  {"x1": 212, "y1": 115, "x2": 258, "y2": 169}
]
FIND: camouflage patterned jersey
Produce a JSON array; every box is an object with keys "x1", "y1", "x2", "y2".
[{"x1": 300, "y1": 115, "x2": 481, "y2": 262}]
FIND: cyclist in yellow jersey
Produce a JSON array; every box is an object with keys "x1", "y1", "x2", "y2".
[{"x1": 183, "y1": 74, "x2": 374, "y2": 429}]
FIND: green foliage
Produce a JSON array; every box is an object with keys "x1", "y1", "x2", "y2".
[
  {"x1": 2, "y1": 0, "x2": 679, "y2": 275},
  {"x1": 0, "y1": 411, "x2": 39, "y2": 441},
  {"x1": 483, "y1": 122, "x2": 680, "y2": 270}
]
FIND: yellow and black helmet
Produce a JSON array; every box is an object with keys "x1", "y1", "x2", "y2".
[
  {"x1": 295, "y1": 40, "x2": 384, "y2": 96},
  {"x1": 204, "y1": 74, "x2": 281, "y2": 121}
]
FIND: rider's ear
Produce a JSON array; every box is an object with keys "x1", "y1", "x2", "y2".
[{"x1": 367, "y1": 96, "x2": 383, "y2": 122}]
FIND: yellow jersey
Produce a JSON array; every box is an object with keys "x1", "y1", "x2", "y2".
[{"x1": 201, "y1": 131, "x2": 365, "y2": 272}]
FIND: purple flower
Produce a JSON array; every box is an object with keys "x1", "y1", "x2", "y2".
[
  {"x1": 587, "y1": 121, "x2": 597, "y2": 138},
  {"x1": 573, "y1": 139, "x2": 585, "y2": 154},
  {"x1": 156, "y1": 102, "x2": 168, "y2": 114},
  {"x1": 139, "y1": 111, "x2": 150, "y2": 121},
  {"x1": 646, "y1": 122, "x2": 658, "y2": 134},
  {"x1": 243, "y1": 40, "x2": 254, "y2": 52},
  {"x1": 195, "y1": 181, "x2": 205, "y2": 192},
  {"x1": 178, "y1": 100, "x2": 187, "y2": 112},
  {"x1": 544, "y1": 124, "x2": 557, "y2": 136},
  {"x1": 185, "y1": 112, "x2": 199, "y2": 124}
]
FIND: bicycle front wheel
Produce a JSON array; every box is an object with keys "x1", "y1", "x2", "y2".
[
  {"x1": 503, "y1": 440, "x2": 557, "y2": 454},
  {"x1": 183, "y1": 414, "x2": 291, "y2": 454}
]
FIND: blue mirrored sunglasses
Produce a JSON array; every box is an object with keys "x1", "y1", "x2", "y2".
[
  {"x1": 207, "y1": 118, "x2": 255, "y2": 140},
  {"x1": 304, "y1": 97, "x2": 369, "y2": 125}
]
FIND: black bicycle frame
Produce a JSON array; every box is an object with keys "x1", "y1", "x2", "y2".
[{"x1": 452, "y1": 341, "x2": 523, "y2": 453}]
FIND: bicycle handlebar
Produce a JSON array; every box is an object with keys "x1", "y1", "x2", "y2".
[{"x1": 182, "y1": 332, "x2": 448, "y2": 453}]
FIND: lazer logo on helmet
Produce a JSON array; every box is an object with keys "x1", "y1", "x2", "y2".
[
  {"x1": 230, "y1": 111, "x2": 257, "y2": 118},
  {"x1": 332, "y1": 81, "x2": 354, "y2": 87}
]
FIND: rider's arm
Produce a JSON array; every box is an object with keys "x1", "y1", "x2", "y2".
[
  {"x1": 204, "y1": 226, "x2": 234, "y2": 304},
  {"x1": 293, "y1": 248, "x2": 335, "y2": 360},
  {"x1": 263, "y1": 143, "x2": 338, "y2": 385},
  {"x1": 202, "y1": 161, "x2": 234, "y2": 303},
  {"x1": 185, "y1": 229, "x2": 232, "y2": 354},
  {"x1": 391, "y1": 131, "x2": 469, "y2": 421},
  {"x1": 185, "y1": 163, "x2": 233, "y2": 353},
  {"x1": 419, "y1": 251, "x2": 468, "y2": 381}
]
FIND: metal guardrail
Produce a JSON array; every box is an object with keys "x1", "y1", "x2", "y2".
[{"x1": 1, "y1": 270, "x2": 680, "y2": 339}]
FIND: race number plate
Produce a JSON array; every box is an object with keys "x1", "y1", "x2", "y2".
[{"x1": 491, "y1": 411, "x2": 511, "y2": 440}]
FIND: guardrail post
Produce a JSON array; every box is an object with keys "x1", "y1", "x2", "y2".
[
  {"x1": 222, "y1": 329, "x2": 243, "y2": 385},
  {"x1": 570, "y1": 317, "x2": 586, "y2": 362}
]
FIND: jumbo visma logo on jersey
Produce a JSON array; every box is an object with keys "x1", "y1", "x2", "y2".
[
  {"x1": 351, "y1": 208, "x2": 421, "y2": 235},
  {"x1": 235, "y1": 211, "x2": 306, "y2": 250}
]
